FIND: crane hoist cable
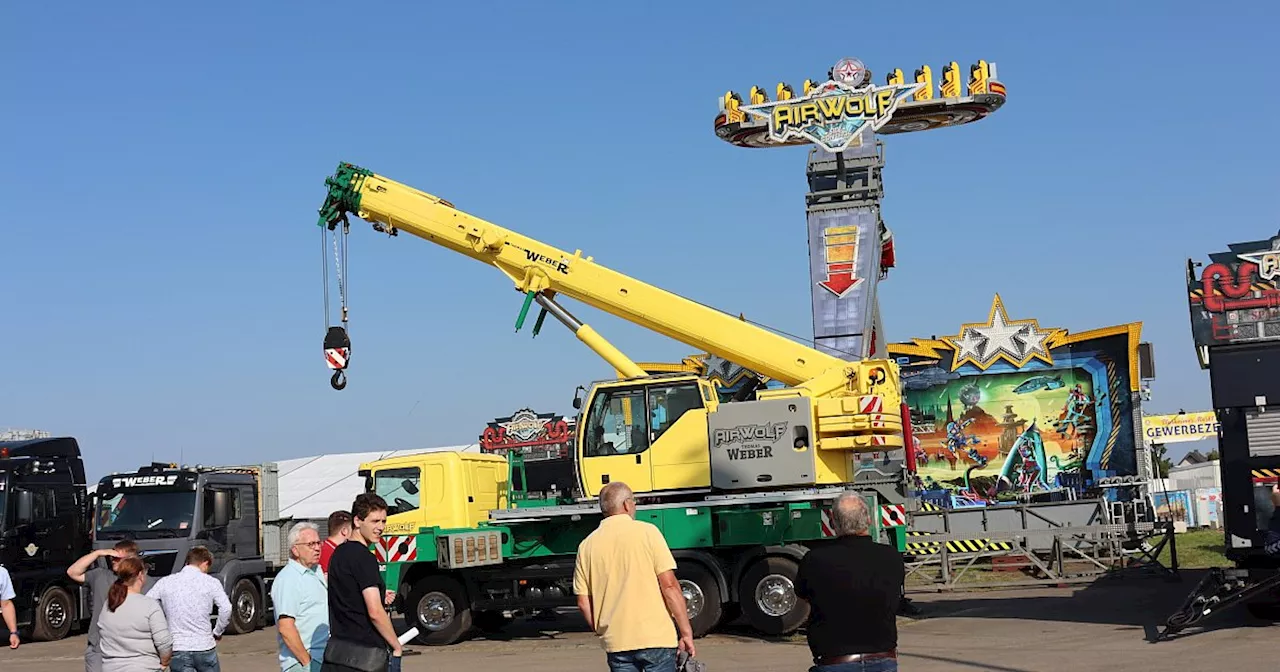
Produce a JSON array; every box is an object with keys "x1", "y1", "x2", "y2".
[{"x1": 321, "y1": 214, "x2": 352, "y2": 390}]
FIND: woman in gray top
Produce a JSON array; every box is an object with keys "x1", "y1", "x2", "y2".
[{"x1": 96, "y1": 557, "x2": 173, "y2": 672}]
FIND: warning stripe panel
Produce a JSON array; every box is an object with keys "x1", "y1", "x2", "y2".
[
  {"x1": 881, "y1": 504, "x2": 907, "y2": 527},
  {"x1": 376, "y1": 535, "x2": 418, "y2": 563},
  {"x1": 903, "y1": 531, "x2": 1014, "y2": 556},
  {"x1": 1189, "y1": 284, "x2": 1274, "y2": 297},
  {"x1": 1253, "y1": 469, "x2": 1279, "y2": 481}
]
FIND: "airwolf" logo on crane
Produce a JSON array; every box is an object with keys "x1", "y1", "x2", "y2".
[
  {"x1": 739, "y1": 58, "x2": 922, "y2": 153},
  {"x1": 713, "y1": 422, "x2": 789, "y2": 448}
]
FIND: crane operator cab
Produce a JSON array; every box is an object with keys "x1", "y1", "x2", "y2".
[
  {"x1": 576, "y1": 375, "x2": 718, "y2": 497},
  {"x1": 574, "y1": 371, "x2": 871, "y2": 499}
]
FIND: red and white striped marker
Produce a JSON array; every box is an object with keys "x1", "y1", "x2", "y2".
[
  {"x1": 375, "y1": 535, "x2": 418, "y2": 563},
  {"x1": 325, "y1": 347, "x2": 349, "y2": 370},
  {"x1": 857, "y1": 395, "x2": 884, "y2": 414},
  {"x1": 881, "y1": 504, "x2": 907, "y2": 528}
]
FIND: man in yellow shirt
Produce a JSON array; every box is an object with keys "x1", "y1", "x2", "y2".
[{"x1": 574, "y1": 481, "x2": 695, "y2": 671}]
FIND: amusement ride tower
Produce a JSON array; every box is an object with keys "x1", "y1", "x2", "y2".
[{"x1": 714, "y1": 57, "x2": 1006, "y2": 361}]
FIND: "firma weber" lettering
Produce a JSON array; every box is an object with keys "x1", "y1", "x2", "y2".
[{"x1": 725, "y1": 446, "x2": 773, "y2": 461}]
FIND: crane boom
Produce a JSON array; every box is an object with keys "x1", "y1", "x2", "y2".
[
  {"x1": 317, "y1": 162, "x2": 851, "y2": 388},
  {"x1": 316, "y1": 162, "x2": 908, "y2": 500}
]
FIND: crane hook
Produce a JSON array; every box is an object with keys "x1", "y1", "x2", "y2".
[{"x1": 324, "y1": 326, "x2": 351, "y2": 392}]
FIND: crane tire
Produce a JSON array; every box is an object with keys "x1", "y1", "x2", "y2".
[{"x1": 738, "y1": 556, "x2": 809, "y2": 637}]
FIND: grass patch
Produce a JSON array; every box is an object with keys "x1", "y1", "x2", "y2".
[{"x1": 1150, "y1": 528, "x2": 1232, "y2": 569}]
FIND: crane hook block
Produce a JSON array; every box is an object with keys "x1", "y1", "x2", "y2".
[{"x1": 324, "y1": 326, "x2": 351, "y2": 390}]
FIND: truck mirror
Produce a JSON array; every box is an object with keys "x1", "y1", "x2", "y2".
[
  {"x1": 15, "y1": 490, "x2": 34, "y2": 524},
  {"x1": 572, "y1": 397, "x2": 582, "y2": 410},
  {"x1": 401, "y1": 479, "x2": 419, "y2": 495},
  {"x1": 211, "y1": 491, "x2": 231, "y2": 527}
]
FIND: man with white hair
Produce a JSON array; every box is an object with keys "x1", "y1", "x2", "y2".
[
  {"x1": 271, "y1": 522, "x2": 330, "y2": 671},
  {"x1": 795, "y1": 492, "x2": 905, "y2": 672}
]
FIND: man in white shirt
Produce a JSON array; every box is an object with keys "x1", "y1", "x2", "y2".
[
  {"x1": 0, "y1": 564, "x2": 18, "y2": 649},
  {"x1": 147, "y1": 546, "x2": 233, "y2": 671}
]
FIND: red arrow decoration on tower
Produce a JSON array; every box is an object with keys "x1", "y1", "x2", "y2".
[
  {"x1": 818, "y1": 263, "x2": 861, "y2": 297},
  {"x1": 818, "y1": 226, "x2": 862, "y2": 297}
]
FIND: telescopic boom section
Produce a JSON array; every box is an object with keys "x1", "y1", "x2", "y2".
[{"x1": 316, "y1": 163, "x2": 849, "y2": 388}]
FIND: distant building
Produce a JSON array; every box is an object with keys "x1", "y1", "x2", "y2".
[{"x1": 1177, "y1": 450, "x2": 1211, "y2": 467}]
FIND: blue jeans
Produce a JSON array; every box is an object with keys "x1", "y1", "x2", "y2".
[
  {"x1": 171, "y1": 648, "x2": 220, "y2": 672},
  {"x1": 811, "y1": 659, "x2": 898, "y2": 672},
  {"x1": 606, "y1": 647, "x2": 677, "y2": 672}
]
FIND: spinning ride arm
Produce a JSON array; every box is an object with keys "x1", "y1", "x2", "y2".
[{"x1": 316, "y1": 162, "x2": 863, "y2": 395}]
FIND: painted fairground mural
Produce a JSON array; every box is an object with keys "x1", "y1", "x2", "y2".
[{"x1": 888, "y1": 295, "x2": 1143, "y2": 505}]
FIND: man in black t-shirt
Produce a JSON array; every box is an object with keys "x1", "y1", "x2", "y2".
[
  {"x1": 795, "y1": 493, "x2": 905, "y2": 672},
  {"x1": 322, "y1": 493, "x2": 403, "y2": 672}
]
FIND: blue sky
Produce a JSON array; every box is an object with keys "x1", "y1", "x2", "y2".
[{"x1": 3, "y1": 1, "x2": 1275, "y2": 482}]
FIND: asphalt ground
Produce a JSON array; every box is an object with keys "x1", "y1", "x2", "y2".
[{"x1": 3, "y1": 571, "x2": 1274, "y2": 671}]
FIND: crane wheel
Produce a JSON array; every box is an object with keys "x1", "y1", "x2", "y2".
[
  {"x1": 676, "y1": 561, "x2": 723, "y2": 638},
  {"x1": 738, "y1": 556, "x2": 809, "y2": 637}
]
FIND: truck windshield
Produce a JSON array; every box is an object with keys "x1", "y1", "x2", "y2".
[{"x1": 96, "y1": 490, "x2": 196, "y2": 536}]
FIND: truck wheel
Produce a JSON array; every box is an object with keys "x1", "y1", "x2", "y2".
[
  {"x1": 406, "y1": 575, "x2": 472, "y2": 645},
  {"x1": 676, "y1": 562, "x2": 723, "y2": 638},
  {"x1": 225, "y1": 579, "x2": 261, "y2": 635},
  {"x1": 31, "y1": 585, "x2": 74, "y2": 641},
  {"x1": 738, "y1": 556, "x2": 809, "y2": 637}
]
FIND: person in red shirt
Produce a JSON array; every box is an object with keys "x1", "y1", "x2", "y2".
[{"x1": 320, "y1": 510, "x2": 352, "y2": 574}]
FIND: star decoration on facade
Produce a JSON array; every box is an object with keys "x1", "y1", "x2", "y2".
[
  {"x1": 1236, "y1": 234, "x2": 1280, "y2": 283},
  {"x1": 941, "y1": 295, "x2": 1061, "y2": 371},
  {"x1": 951, "y1": 329, "x2": 987, "y2": 363}
]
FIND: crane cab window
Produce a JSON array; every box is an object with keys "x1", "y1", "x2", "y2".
[
  {"x1": 584, "y1": 388, "x2": 649, "y2": 457},
  {"x1": 648, "y1": 382, "x2": 704, "y2": 441}
]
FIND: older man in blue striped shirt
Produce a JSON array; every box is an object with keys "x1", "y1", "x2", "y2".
[{"x1": 271, "y1": 522, "x2": 330, "y2": 671}]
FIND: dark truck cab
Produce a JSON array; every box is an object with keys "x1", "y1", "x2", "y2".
[
  {"x1": 1184, "y1": 231, "x2": 1280, "y2": 568},
  {"x1": 1160, "y1": 231, "x2": 1280, "y2": 635},
  {"x1": 0, "y1": 437, "x2": 92, "y2": 641},
  {"x1": 93, "y1": 462, "x2": 272, "y2": 635}
]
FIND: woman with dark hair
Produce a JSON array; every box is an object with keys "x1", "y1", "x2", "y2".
[{"x1": 96, "y1": 557, "x2": 173, "y2": 672}]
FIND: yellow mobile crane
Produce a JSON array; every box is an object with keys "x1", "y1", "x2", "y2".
[{"x1": 317, "y1": 163, "x2": 907, "y2": 502}]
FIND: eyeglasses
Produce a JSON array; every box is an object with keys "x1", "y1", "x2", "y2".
[{"x1": 294, "y1": 541, "x2": 323, "y2": 548}]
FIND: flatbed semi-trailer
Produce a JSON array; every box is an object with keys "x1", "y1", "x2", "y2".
[{"x1": 360, "y1": 451, "x2": 904, "y2": 645}]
